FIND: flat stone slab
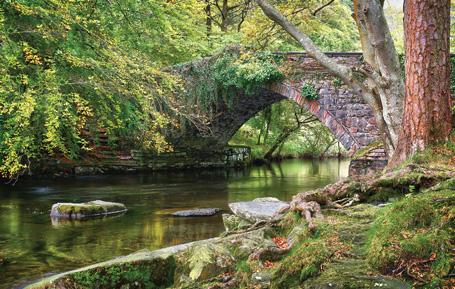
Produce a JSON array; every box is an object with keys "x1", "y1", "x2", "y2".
[
  {"x1": 50, "y1": 200, "x2": 127, "y2": 219},
  {"x1": 228, "y1": 197, "x2": 289, "y2": 222},
  {"x1": 172, "y1": 208, "x2": 221, "y2": 217}
]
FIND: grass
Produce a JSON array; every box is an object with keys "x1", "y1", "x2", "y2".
[
  {"x1": 271, "y1": 222, "x2": 350, "y2": 289},
  {"x1": 397, "y1": 133, "x2": 455, "y2": 170},
  {"x1": 366, "y1": 179, "x2": 455, "y2": 288}
]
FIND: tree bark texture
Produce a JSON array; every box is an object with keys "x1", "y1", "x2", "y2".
[{"x1": 391, "y1": 0, "x2": 452, "y2": 165}]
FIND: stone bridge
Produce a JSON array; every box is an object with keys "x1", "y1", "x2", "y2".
[{"x1": 175, "y1": 52, "x2": 381, "y2": 155}]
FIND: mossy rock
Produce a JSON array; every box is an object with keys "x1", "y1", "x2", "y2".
[
  {"x1": 175, "y1": 242, "x2": 235, "y2": 284},
  {"x1": 222, "y1": 213, "x2": 252, "y2": 232},
  {"x1": 50, "y1": 200, "x2": 127, "y2": 219},
  {"x1": 25, "y1": 250, "x2": 175, "y2": 289}
]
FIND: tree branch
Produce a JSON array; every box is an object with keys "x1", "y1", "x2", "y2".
[{"x1": 312, "y1": 0, "x2": 335, "y2": 16}]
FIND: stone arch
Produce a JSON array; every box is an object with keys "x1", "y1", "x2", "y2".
[
  {"x1": 269, "y1": 82, "x2": 364, "y2": 152},
  {"x1": 174, "y1": 52, "x2": 381, "y2": 154}
]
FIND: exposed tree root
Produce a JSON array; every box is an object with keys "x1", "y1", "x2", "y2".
[
  {"x1": 248, "y1": 246, "x2": 291, "y2": 262},
  {"x1": 287, "y1": 180, "x2": 361, "y2": 229}
]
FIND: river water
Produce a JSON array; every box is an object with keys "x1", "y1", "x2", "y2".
[{"x1": 0, "y1": 159, "x2": 349, "y2": 288}]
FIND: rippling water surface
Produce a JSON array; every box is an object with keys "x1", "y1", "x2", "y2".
[{"x1": 0, "y1": 159, "x2": 349, "y2": 288}]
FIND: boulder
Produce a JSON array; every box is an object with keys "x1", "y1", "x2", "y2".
[
  {"x1": 50, "y1": 200, "x2": 127, "y2": 219},
  {"x1": 172, "y1": 208, "x2": 221, "y2": 217},
  {"x1": 222, "y1": 213, "x2": 252, "y2": 231},
  {"x1": 25, "y1": 250, "x2": 175, "y2": 289},
  {"x1": 228, "y1": 197, "x2": 289, "y2": 222},
  {"x1": 177, "y1": 242, "x2": 235, "y2": 283},
  {"x1": 224, "y1": 229, "x2": 275, "y2": 259}
]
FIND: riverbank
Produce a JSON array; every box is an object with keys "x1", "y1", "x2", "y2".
[{"x1": 24, "y1": 142, "x2": 455, "y2": 288}]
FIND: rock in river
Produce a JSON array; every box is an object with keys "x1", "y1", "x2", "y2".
[
  {"x1": 228, "y1": 197, "x2": 289, "y2": 222},
  {"x1": 50, "y1": 200, "x2": 127, "y2": 219},
  {"x1": 172, "y1": 208, "x2": 221, "y2": 217}
]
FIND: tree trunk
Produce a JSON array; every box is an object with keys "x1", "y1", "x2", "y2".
[
  {"x1": 263, "y1": 127, "x2": 295, "y2": 159},
  {"x1": 390, "y1": 0, "x2": 452, "y2": 165},
  {"x1": 221, "y1": 0, "x2": 229, "y2": 32},
  {"x1": 205, "y1": 0, "x2": 212, "y2": 38}
]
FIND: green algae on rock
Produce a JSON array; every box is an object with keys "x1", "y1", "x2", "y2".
[{"x1": 50, "y1": 200, "x2": 127, "y2": 219}]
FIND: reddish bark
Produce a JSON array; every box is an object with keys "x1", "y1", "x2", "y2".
[{"x1": 391, "y1": 0, "x2": 452, "y2": 165}]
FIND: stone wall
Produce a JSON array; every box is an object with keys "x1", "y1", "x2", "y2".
[
  {"x1": 348, "y1": 144, "x2": 388, "y2": 176},
  {"x1": 36, "y1": 146, "x2": 251, "y2": 176}
]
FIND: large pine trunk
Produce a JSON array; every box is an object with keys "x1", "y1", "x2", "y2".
[{"x1": 391, "y1": 0, "x2": 452, "y2": 165}]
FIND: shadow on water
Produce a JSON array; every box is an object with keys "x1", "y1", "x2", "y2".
[{"x1": 0, "y1": 158, "x2": 349, "y2": 289}]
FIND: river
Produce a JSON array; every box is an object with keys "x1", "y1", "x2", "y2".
[{"x1": 0, "y1": 159, "x2": 349, "y2": 288}]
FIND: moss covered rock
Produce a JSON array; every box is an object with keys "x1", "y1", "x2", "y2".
[
  {"x1": 175, "y1": 242, "x2": 235, "y2": 285},
  {"x1": 222, "y1": 213, "x2": 252, "y2": 231},
  {"x1": 50, "y1": 200, "x2": 127, "y2": 219},
  {"x1": 25, "y1": 250, "x2": 175, "y2": 289}
]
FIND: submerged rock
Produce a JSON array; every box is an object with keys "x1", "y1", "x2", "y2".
[
  {"x1": 228, "y1": 197, "x2": 289, "y2": 222},
  {"x1": 50, "y1": 200, "x2": 127, "y2": 219},
  {"x1": 172, "y1": 208, "x2": 221, "y2": 217}
]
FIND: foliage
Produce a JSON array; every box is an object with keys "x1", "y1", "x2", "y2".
[
  {"x1": 300, "y1": 83, "x2": 319, "y2": 100},
  {"x1": 0, "y1": 0, "x2": 211, "y2": 179},
  {"x1": 213, "y1": 49, "x2": 284, "y2": 93},
  {"x1": 230, "y1": 100, "x2": 342, "y2": 159},
  {"x1": 181, "y1": 46, "x2": 284, "y2": 117},
  {"x1": 240, "y1": 0, "x2": 360, "y2": 51},
  {"x1": 366, "y1": 184, "x2": 454, "y2": 287},
  {"x1": 383, "y1": 1, "x2": 404, "y2": 53}
]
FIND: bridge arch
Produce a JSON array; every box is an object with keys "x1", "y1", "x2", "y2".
[{"x1": 174, "y1": 52, "x2": 381, "y2": 154}]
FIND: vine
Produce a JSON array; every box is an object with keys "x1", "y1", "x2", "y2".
[{"x1": 179, "y1": 46, "x2": 284, "y2": 116}]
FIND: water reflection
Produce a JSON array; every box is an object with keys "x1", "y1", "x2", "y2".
[{"x1": 0, "y1": 159, "x2": 349, "y2": 288}]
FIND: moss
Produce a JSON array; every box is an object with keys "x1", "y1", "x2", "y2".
[
  {"x1": 58, "y1": 204, "x2": 106, "y2": 216},
  {"x1": 366, "y1": 182, "x2": 455, "y2": 287},
  {"x1": 53, "y1": 201, "x2": 127, "y2": 219},
  {"x1": 276, "y1": 211, "x2": 303, "y2": 235},
  {"x1": 396, "y1": 133, "x2": 455, "y2": 171},
  {"x1": 352, "y1": 141, "x2": 383, "y2": 160},
  {"x1": 271, "y1": 223, "x2": 350, "y2": 289},
  {"x1": 64, "y1": 258, "x2": 176, "y2": 289}
]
